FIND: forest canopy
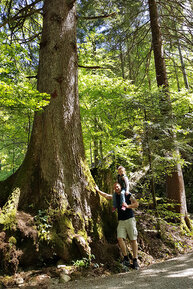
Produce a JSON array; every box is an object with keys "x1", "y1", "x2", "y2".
[{"x1": 1, "y1": 0, "x2": 192, "y2": 184}]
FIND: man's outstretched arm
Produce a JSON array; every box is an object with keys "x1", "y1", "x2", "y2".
[{"x1": 95, "y1": 185, "x2": 113, "y2": 200}]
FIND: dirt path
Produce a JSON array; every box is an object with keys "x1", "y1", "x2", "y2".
[{"x1": 50, "y1": 252, "x2": 193, "y2": 289}]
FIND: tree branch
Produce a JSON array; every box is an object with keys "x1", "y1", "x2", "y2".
[
  {"x1": 26, "y1": 75, "x2": 38, "y2": 79},
  {"x1": 79, "y1": 12, "x2": 117, "y2": 20},
  {"x1": 0, "y1": 0, "x2": 42, "y2": 28},
  {"x1": 78, "y1": 65, "x2": 106, "y2": 69}
]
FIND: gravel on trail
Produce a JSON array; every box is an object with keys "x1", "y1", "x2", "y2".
[{"x1": 49, "y1": 252, "x2": 193, "y2": 289}]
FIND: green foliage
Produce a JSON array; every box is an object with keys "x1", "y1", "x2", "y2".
[
  {"x1": 0, "y1": 188, "x2": 20, "y2": 230},
  {"x1": 78, "y1": 36, "x2": 192, "y2": 178},
  {"x1": 0, "y1": 81, "x2": 49, "y2": 180},
  {"x1": 8, "y1": 236, "x2": 17, "y2": 246},
  {"x1": 72, "y1": 254, "x2": 96, "y2": 268},
  {"x1": 34, "y1": 210, "x2": 52, "y2": 242},
  {"x1": 79, "y1": 49, "x2": 193, "y2": 180},
  {"x1": 0, "y1": 28, "x2": 50, "y2": 181},
  {"x1": 79, "y1": 62, "x2": 142, "y2": 170},
  {"x1": 0, "y1": 80, "x2": 50, "y2": 110},
  {"x1": 157, "y1": 204, "x2": 181, "y2": 224},
  {"x1": 140, "y1": 196, "x2": 181, "y2": 224},
  {"x1": 77, "y1": 2, "x2": 193, "y2": 186}
]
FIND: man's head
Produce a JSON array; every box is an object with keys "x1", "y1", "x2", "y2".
[{"x1": 113, "y1": 182, "x2": 121, "y2": 194}]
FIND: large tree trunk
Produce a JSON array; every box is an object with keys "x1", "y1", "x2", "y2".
[
  {"x1": 11, "y1": 0, "x2": 92, "y2": 214},
  {"x1": 0, "y1": 0, "x2": 118, "y2": 269},
  {"x1": 148, "y1": 0, "x2": 190, "y2": 228}
]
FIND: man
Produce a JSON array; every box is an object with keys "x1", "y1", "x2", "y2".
[{"x1": 95, "y1": 182, "x2": 139, "y2": 269}]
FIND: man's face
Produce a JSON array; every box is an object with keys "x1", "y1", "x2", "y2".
[{"x1": 114, "y1": 183, "x2": 121, "y2": 194}]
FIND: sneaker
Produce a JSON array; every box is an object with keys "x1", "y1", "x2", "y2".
[
  {"x1": 122, "y1": 259, "x2": 130, "y2": 267},
  {"x1": 132, "y1": 258, "x2": 139, "y2": 270}
]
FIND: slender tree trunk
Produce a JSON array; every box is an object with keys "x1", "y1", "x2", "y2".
[
  {"x1": 169, "y1": 40, "x2": 180, "y2": 91},
  {"x1": 90, "y1": 142, "x2": 93, "y2": 166},
  {"x1": 177, "y1": 39, "x2": 189, "y2": 90},
  {"x1": 119, "y1": 42, "x2": 125, "y2": 79},
  {"x1": 148, "y1": 0, "x2": 168, "y2": 88},
  {"x1": 99, "y1": 139, "x2": 103, "y2": 165},
  {"x1": 144, "y1": 109, "x2": 161, "y2": 235},
  {"x1": 148, "y1": 0, "x2": 190, "y2": 228},
  {"x1": 93, "y1": 118, "x2": 99, "y2": 167},
  {"x1": 144, "y1": 110, "x2": 157, "y2": 210},
  {"x1": 173, "y1": 58, "x2": 180, "y2": 91},
  {"x1": 27, "y1": 111, "x2": 32, "y2": 147},
  {"x1": 172, "y1": 20, "x2": 189, "y2": 89},
  {"x1": 127, "y1": 44, "x2": 133, "y2": 82},
  {"x1": 94, "y1": 138, "x2": 99, "y2": 167}
]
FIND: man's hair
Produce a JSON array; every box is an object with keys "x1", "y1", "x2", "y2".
[{"x1": 113, "y1": 182, "x2": 121, "y2": 189}]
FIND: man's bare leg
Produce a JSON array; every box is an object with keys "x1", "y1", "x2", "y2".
[
  {"x1": 130, "y1": 240, "x2": 139, "y2": 269},
  {"x1": 117, "y1": 237, "x2": 127, "y2": 256},
  {"x1": 130, "y1": 240, "x2": 138, "y2": 259}
]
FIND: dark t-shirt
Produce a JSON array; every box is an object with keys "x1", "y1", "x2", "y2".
[{"x1": 116, "y1": 193, "x2": 134, "y2": 221}]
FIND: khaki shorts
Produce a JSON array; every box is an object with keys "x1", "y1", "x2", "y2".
[{"x1": 117, "y1": 217, "x2": 138, "y2": 241}]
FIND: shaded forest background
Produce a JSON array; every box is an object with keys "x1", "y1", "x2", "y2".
[{"x1": 0, "y1": 0, "x2": 193, "y2": 278}]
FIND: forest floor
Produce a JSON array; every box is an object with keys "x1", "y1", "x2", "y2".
[
  {"x1": 0, "y1": 209, "x2": 193, "y2": 288},
  {"x1": 51, "y1": 252, "x2": 193, "y2": 289}
]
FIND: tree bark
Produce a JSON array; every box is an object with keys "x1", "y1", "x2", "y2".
[
  {"x1": 11, "y1": 0, "x2": 93, "y2": 213},
  {"x1": 166, "y1": 162, "x2": 187, "y2": 215},
  {"x1": 148, "y1": 0, "x2": 168, "y2": 88}
]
